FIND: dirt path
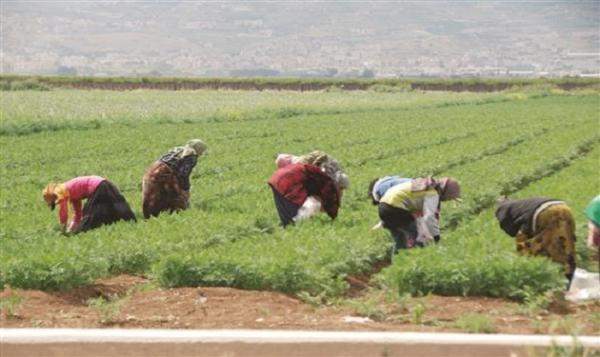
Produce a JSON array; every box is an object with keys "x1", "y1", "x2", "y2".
[{"x1": 1, "y1": 275, "x2": 598, "y2": 334}]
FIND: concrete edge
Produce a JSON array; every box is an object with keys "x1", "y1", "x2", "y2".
[{"x1": 1, "y1": 329, "x2": 599, "y2": 347}]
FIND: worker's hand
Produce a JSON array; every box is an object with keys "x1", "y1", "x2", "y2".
[
  {"x1": 182, "y1": 191, "x2": 191, "y2": 208},
  {"x1": 416, "y1": 232, "x2": 435, "y2": 246},
  {"x1": 371, "y1": 221, "x2": 383, "y2": 230}
]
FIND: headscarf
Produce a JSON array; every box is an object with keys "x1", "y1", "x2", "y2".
[
  {"x1": 299, "y1": 150, "x2": 349, "y2": 189},
  {"x1": 586, "y1": 195, "x2": 600, "y2": 226},
  {"x1": 42, "y1": 182, "x2": 67, "y2": 210},
  {"x1": 335, "y1": 172, "x2": 350, "y2": 190},
  {"x1": 298, "y1": 151, "x2": 330, "y2": 167},
  {"x1": 179, "y1": 139, "x2": 207, "y2": 158},
  {"x1": 276, "y1": 150, "x2": 350, "y2": 189},
  {"x1": 438, "y1": 177, "x2": 461, "y2": 201},
  {"x1": 275, "y1": 153, "x2": 298, "y2": 168}
]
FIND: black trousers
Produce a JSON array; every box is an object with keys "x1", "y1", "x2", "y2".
[
  {"x1": 378, "y1": 202, "x2": 418, "y2": 252},
  {"x1": 76, "y1": 181, "x2": 136, "y2": 233}
]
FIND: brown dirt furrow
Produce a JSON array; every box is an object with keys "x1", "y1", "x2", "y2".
[{"x1": 2, "y1": 274, "x2": 599, "y2": 334}]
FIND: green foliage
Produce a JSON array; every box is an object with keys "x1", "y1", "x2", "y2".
[
  {"x1": 87, "y1": 294, "x2": 127, "y2": 325},
  {"x1": 530, "y1": 339, "x2": 588, "y2": 357},
  {"x1": 379, "y1": 143, "x2": 600, "y2": 300},
  {"x1": 0, "y1": 291, "x2": 23, "y2": 318},
  {"x1": 382, "y1": 246, "x2": 565, "y2": 300},
  {"x1": 1, "y1": 88, "x2": 598, "y2": 303},
  {"x1": 455, "y1": 313, "x2": 497, "y2": 333},
  {"x1": 520, "y1": 288, "x2": 564, "y2": 316},
  {"x1": 346, "y1": 295, "x2": 387, "y2": 321},
  {"x1": 1, "y1": 254, "x2": 107, "y2": 291},
  {"x1": 411, "y1": 302, "x2": 426, "y2": 325}
]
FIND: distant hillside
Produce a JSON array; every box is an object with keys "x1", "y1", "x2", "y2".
[{"x1": 2, "y1": 2, "x2": 599, "y2": 77}]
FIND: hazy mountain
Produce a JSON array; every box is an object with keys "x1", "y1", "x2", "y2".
[{"x1": 2, "y1": 1, "x2": 598, "y2": 77}]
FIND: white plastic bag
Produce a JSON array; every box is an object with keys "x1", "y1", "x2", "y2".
[
  {"x1": 566, "y1": 268, "x2": 600, "y2": 302},
  {"x1": 294, "y1": 196, "x2": 322, "y2": 222},
  {"x1": 415, "y1": 217, "x2": 434, "y2": 245}
]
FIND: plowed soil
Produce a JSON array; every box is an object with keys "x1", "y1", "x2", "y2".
[{"x1": 1, "y1": 275, "x2": 598, "y2": 334}]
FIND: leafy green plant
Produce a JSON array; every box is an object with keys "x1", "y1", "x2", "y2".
[
  {"x1": 87, "y1": 294, "x2": 128, "y2": 325},
  {"x1": 411, "y1": 302, "x2": 426, "y2": 325},
  {"x1": 297, "y1": 291, "x2": 327, "y2": 307},
  {"x1": 0, "y1": 292, "x2": 23, "y2": 318},
  {"x1": 346, "y1": 296, "x2": 387, "y2": 322},
  {"x1": 0, "y1": 87, "x2": 598, "y2": 305},
  {"x1": 455, "y1": 313, "x2": 497, "y2": 333},
  {"x1": 527, "y1": 338, "x2": 590, "y2": 357},
  {"x1": 520, "y1": 288, "x2": 563, "y2": 316}
]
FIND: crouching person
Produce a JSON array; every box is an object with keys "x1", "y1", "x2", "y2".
[
  {"x1": 275, "y1": 150, "x2": 349, "y2": 190},
  {"x1": 43, "y1": 176, "x2": 136, "y2": 233},
  {"x1": 268, "y1": 163, "x2": 342, "y2": 227},
  {"x1": 495, "y1": 197, "x2": 576, "y2": 284},
  {"x1": 372, "y1": 177, "x2": 461, "y2": 252},
  {"x1": 142, "y1": 139, "x2": 207, "y2": 218},
  {"x1": 586, "y1": 195, "x2": 600, "y2": 250}
]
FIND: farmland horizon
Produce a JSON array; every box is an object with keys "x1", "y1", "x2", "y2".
[{"x1": 2, "y1": 1, "x2": 600, "y2": 350}]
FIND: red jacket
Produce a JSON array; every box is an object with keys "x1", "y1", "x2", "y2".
[{"x1": 268, "y1": 163, "x2": 340, "y2": 219}]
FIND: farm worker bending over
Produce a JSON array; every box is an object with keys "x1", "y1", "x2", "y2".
[
  {"x1": 495, "y1": 197, "x2": 576, "y2": 283},
  {"x1": 585, "y1": 195, "x2": 600, "y2": 250},
  {"x1": 268, "y1": 163, "x2": 342, "y2": 227},
  {"x1": 373, "y1": 177, "x2": 461, "y2": 252},
  {"x1": 142, "y1": 139, "x2": 207, "y2": 218},
  {"x1": 43, "y1": 176, "x2": 136, "y2": 233},
  {"x1": 275, "y1": 150, "x2": 349, "y2": 191},
  {"x1": 274, "y1": 150, "x2": 349, "y2": 222}
]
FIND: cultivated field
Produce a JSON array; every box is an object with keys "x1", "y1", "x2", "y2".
[{"x1": 1, "y1": 84, "x2": 599, "y2": 333}]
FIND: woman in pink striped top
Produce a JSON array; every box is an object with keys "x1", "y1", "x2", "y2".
[{"x1": 43, "y1": 176, "x2": 136, "y2": 233}]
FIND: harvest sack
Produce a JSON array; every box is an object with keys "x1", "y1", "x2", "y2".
[
  {"x1": 294, "y1": 196, "x2": 322, "y2": 222},
  {"x1": 75, "y1": 180, "x2": 136, "y2": 233}
]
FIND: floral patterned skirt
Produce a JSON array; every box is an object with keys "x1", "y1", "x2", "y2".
[
  {"x1": 142, "y1": 161, "x2": 189, "y2": 218},
  {"x1": 516, "y1": 204, "x2": 576, "y2": 282}
]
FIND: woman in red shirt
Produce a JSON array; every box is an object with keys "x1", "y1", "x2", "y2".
[
  {"x1": 43, "y1": 176, "x2": 136, "y2": 233},
  {"x1": 268, "y1": 163, "x2": 342, "y2": 227}
]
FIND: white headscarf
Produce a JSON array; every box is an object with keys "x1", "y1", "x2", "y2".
[{"x1": 179, "y1": 139, "x2": 207, "y2": 158}]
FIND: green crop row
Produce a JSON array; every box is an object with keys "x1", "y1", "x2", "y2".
[
  {"x1": 1, "y1": 90, "x2": 512, "y2": 136},
  {"x1": 196, "y1": 95, "x2": 596, "y2": 208},
  {"x1": 151, "y1": 126, "x2": 598, "y2": 298},
  {"x1": 1, "y1": 91, "x2": 598, "y2": 300},
  {"x1": 378, "y1": 145, "x2": 600, "y2": 299}
]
